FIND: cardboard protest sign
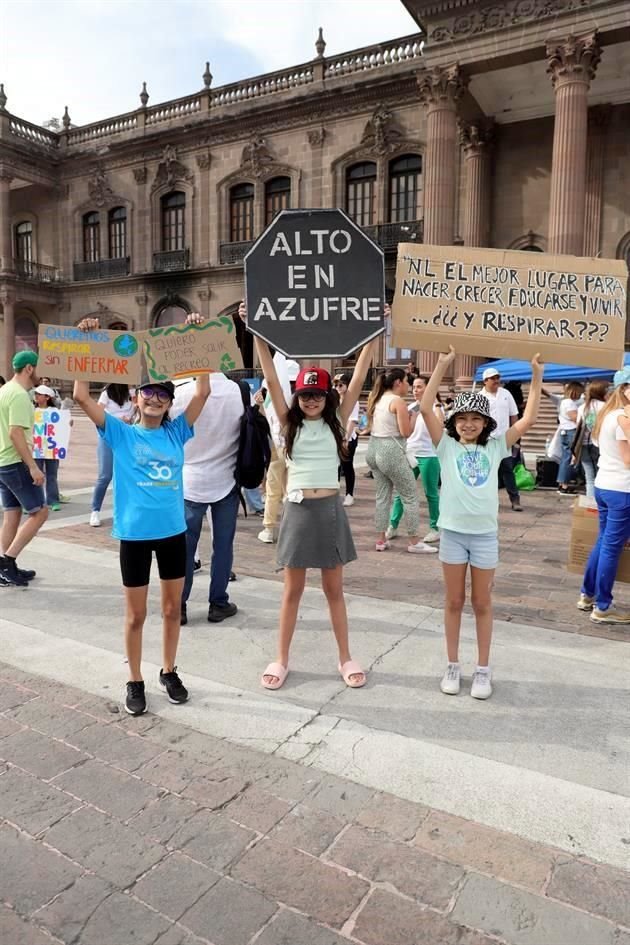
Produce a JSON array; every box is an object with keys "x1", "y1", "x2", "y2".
[
  {"x1": 244, "y1": 208, "x2": 385, "y2": 358},
  {"x1": 141, "y1": 317, "x2": 242, "y2": 382},
  {"x1": 32, "y1": 408, "x2": 72, "y2": 460},
  {"x1": 38, "y1": 324, "x2": 142, "y2": 384},
  {"x1": 392, "y1": 245, "x2": 627, "y2": 370},
  {"x1": 568, "y1": 497, "x2": 630, "y2": 584}
]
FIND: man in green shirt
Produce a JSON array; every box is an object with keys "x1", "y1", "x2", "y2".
[{"x1": 0, "y1": 350, "x2": 48, "y2": 587}]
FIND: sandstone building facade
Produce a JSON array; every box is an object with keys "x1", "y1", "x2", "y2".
[{"x1": 0, "y1": 0, "x2": 628, "y2": 383}]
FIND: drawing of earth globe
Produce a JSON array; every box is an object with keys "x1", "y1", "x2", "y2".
[{"x1": 113, "y1": 334, "x2": 138, "y2": 357}]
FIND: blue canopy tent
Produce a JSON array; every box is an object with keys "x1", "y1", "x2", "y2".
[{"x1": 474, "y1": 353, "x2": 630, "y2": 384}]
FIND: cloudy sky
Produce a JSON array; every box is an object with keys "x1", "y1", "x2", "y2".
[{"x1": 3, "y1": 0, "x2": 418, "y2": 127}]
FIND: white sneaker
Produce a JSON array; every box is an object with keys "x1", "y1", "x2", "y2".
[
  {"x1": 343, "y1": 495, "x2": 355, "y2": 507},
  {"x1": 423, "y1": 529, "x2": 440, "y2": 543},
  {"x1": 576, "y1": 594, "x2": 594, "y2": 611},
  {"x1": 257, "y1": 528, "x2": 275, "y2": 544},
  {"x1": 407, "y1": 541, "x2": 438, "y2": 554},
  {"x1": 440, "y1": 663, "x2": 461, "y2": 695},
  {"x1": 89, "y1": 511, "x2": 101, "y2": 527},
  {"x1": 471, "y1": 670, "x2": 493, "y2": 700},
  {"x1": 385, "y1": 526, "x2": 398, "y2": 540}
]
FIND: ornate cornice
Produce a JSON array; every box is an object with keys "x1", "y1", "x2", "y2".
[
  {"x1": 360, "y1": 104, "x2": 405, "y2": 156},
  {"x1": 459, "y1": 119, "x2": 495, "y2": 155},
  {"x1": 417, "y1": 65, "x2": 468, "y2": 110},
  {"x1": 546, "y1": 33, "x2": 601, "y2": 88},
  {"x1": 150, "y1": 145, "x2": 193, "y2": 193},
  {"x1": 430, "y1": 0, "x2": 600, "y2": 45},
  {"x1": 307, "y1": 127, "x2": 326, "y2": 148}
]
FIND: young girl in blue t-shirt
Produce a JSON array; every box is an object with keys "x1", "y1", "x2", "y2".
[
  {"x1": 239, "y1": 301, "x2": 386, "y2": 692},
  {"x1": 73, "y1": 315, "x2": 210, "y2": 717},
  {"x1": 421, "y1": 346, "x2": 543, "y2": 700}
]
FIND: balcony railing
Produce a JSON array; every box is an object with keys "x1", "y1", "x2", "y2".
[
  {"x1": 152, "y1": 249, "x2": 190, "y2": 273},
  {"x1": 218, "y1": 221, "x2": 423, "y2": 265},
  {"x1": 219, "y1": 241, "x2": 254, "y2": 265},
  {"x1": 364, "y1": 220, "x2": 424, "y2": 252},
  {"x1": 12, "y1": 259, "x2": 61, "y2": 282},
  {"x1": 73, "y1": 258, "x2": 130, "y2": 281}
]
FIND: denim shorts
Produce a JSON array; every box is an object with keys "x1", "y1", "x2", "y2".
[
  {"x1": 0, "y1": 461, "x2": 46, "y2": 514},
  {"x1": 439, "y1": 529, "x2": 499, "y2": 570}
]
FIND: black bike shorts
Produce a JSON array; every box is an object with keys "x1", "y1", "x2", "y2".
[{"x1": 119, "y1": 531, "x2": 187, "y2": 588}]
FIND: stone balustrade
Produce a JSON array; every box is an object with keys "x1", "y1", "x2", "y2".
[{"x1": 2, "y1": 32, "x2": 423, "y2": 152}]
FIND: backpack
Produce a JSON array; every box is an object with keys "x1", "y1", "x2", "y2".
[{"x1": 233, "y1": 380, "x2": 272, "y2": 498}]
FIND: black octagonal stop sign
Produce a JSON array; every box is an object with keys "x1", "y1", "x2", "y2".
[{"x1": 244, "y1": 208, "x2": 385, "y2": 358}]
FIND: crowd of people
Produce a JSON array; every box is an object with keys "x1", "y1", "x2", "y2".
[{"x1": 0, "y1": 310, "x2": 629, "y2": 714}]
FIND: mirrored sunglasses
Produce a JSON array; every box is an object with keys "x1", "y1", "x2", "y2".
[{"x1": 139, "y1": 386, "x2": 171, "y2": 403}]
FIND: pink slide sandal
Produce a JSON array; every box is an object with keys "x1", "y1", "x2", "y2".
[
  {"x1": 338, "y1": 660, "x2": 367, "y2": 689},
  {"x1": 261, "y1": 662, "x2": 289, "y2": 690}
]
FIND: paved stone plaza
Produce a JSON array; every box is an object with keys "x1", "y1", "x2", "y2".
[{"x1": 1, "y1": 416, "x2": 629, "y2": 945}]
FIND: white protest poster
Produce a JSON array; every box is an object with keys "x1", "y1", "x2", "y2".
[
  {"x1": 32, "y1": 408, "x2": 72, "y2": 460},
  {"x1": 392, "y1": 244, "x2": 627, "y2": 370}
]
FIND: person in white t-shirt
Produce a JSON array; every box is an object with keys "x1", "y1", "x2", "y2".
[
  {"x1": 333, "y1": 373, "x2": 360, "y2": 508},
  {"x1": 387, "y1": 375, "x2": 443, "y2": 543},
  {"x1": 90, "y1": 384, "x2": 135, "y2": 526},
  {"x1": 543, "y1": 381, "x2": 584, "y2": 494},
  {"x1": 578, "y1": 367, "x2": 630, "y2": 624},
  {"x1": 171, "y1": 374, "x2": 243, "y2": 626},
  {"x1": 482, "y1": 368, "x2": 522, "y2": 511},
  {"x1": 574, "y1": 380, "x2": 607, "y2": 499}
]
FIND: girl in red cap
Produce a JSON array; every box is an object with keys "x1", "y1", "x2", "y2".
[{"x1": 238, "y1": 302, "x2": 385, "y2": 690}]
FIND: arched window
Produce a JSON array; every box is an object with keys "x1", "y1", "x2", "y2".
[
  {"x1": 154, "y1": 303, "x2": 188, "y2": 328},
  {"x1": 108, "y1": 207, "x2": 127, "y2": 259},
  {"x1": 389, "y1": 154, "x2": 422, "y2": 223},
  {"x1": 161, "y1": 192, "x2": 185, "y2": 252},
  {"x1": 83, "y1": 212, "x2": 100, "y2": 262},
  {"x1": 520, "y1": 245, "x2": 543, "y2": 252},
  {"x1": 346, "y1": 162, "x2": 377, "y2": 227},
  {"x1": 265, "y1": 176, "x2": 291, "y2": 225},
  {"x1": 14, "y1": 313, "x2": 38, "y2": 352},
  {"x1": 230, "y1": 183, "x2": 254, "y2": 242},
  {"x1": 108, "y1": 320, "x2": 128, "y2": 331},
  {"x1": 15, "y1": 221, "x2": 33, "y2": 269}
]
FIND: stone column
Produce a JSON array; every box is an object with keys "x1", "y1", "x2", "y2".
[
  {"x1": 418, "y1": 65, "x2": 467, "y2": 374},
  {"x1": 1, "y1": 289, "x2": 15, "y2": 377},
  {"x1": 583, "y1": 104, "x2": 610, "y2": 258},
  {"x1": 418, "y1": 65, "x2": 468, "y2": 247},
  {"x1": 456, "y1": 121, "x2": 494, "y2": 386},
  {"x1": 546, "y1": 33, "x2": 601, "y2": 256},
  {"x1": 0, "y1": 169, "x2": 13, "y2": 273}
]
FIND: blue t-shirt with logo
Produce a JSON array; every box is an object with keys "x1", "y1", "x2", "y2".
[
  {"x1": 99, "y1": 412, "x2": 194, "y2": 541},
  {"x1": 436, "y1": 433, "x2": 510, "y2": 534}
]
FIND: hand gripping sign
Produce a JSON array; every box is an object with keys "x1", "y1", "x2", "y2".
[{"x1": 244, "y1": 208, "x2": 386, "y2": 358}]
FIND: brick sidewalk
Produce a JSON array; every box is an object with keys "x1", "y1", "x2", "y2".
[{"x1": 1, "y1": 665, "x2": 628, "y2": 945}]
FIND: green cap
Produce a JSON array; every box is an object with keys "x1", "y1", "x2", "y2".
[{"x1": 12, "y1": 349, "x2": 39, "y2": 371}]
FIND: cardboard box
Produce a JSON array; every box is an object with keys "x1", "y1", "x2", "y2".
[{"x1": 567, "y1": 497, "x2": 630, "y2": 584}]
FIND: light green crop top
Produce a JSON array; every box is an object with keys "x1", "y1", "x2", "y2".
[{"x1": 285, "y1": 418, "x2": 340, "y2": 491}]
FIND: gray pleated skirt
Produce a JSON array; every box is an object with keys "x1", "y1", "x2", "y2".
[{"x1": 276, "y1": 494, "x2": 357, "y2": 570}]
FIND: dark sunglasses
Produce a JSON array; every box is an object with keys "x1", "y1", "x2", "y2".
[
  {"x1": 139, "y1": 387, "x2": 171, "y2": 403},
  {"x1": 298, "y1": 391, "x2": 325, "y2": 402}
]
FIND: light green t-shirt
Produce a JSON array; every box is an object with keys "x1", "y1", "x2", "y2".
[
  {"x1": 436, "y1": 433, "x2": 510, "y2": 534},
  {"x1": 0, "y1": 380, "x2": 34, "y2": 467}
]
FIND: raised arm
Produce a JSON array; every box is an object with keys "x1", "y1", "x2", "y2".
[
  {"x1": 506, "y1": 354, "x2": 544, "y2": 448},
  {"x1": 72, "y1": 318, "x2": 107, "y2": 429},
  {"x1": 421, "y1": 347, "x2": 455, "y2": 446},
  {"x1": 340, "y1": 303, "x2": 390, "y2": 426},
  {"x1": 182, "y1": 313, "x2": 211, "y2": 426},
  {"x1": 238, "y1": 301, "x2": 289, "y2": 426}
]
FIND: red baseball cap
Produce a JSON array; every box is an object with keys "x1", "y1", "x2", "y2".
[{"x1": 295, "y1": 367, "x2": 331, "y2": 395}]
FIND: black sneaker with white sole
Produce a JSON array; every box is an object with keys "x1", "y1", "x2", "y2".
[
  {"x1": 125, "y1": 680, "x2": 147, "y2": 715},
  {"x1": 159, "y1": 667, "x2": 189, "y2": 704},
  {"x1": 0, "y1": 557, "x2": 29, "y2": 587}
]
